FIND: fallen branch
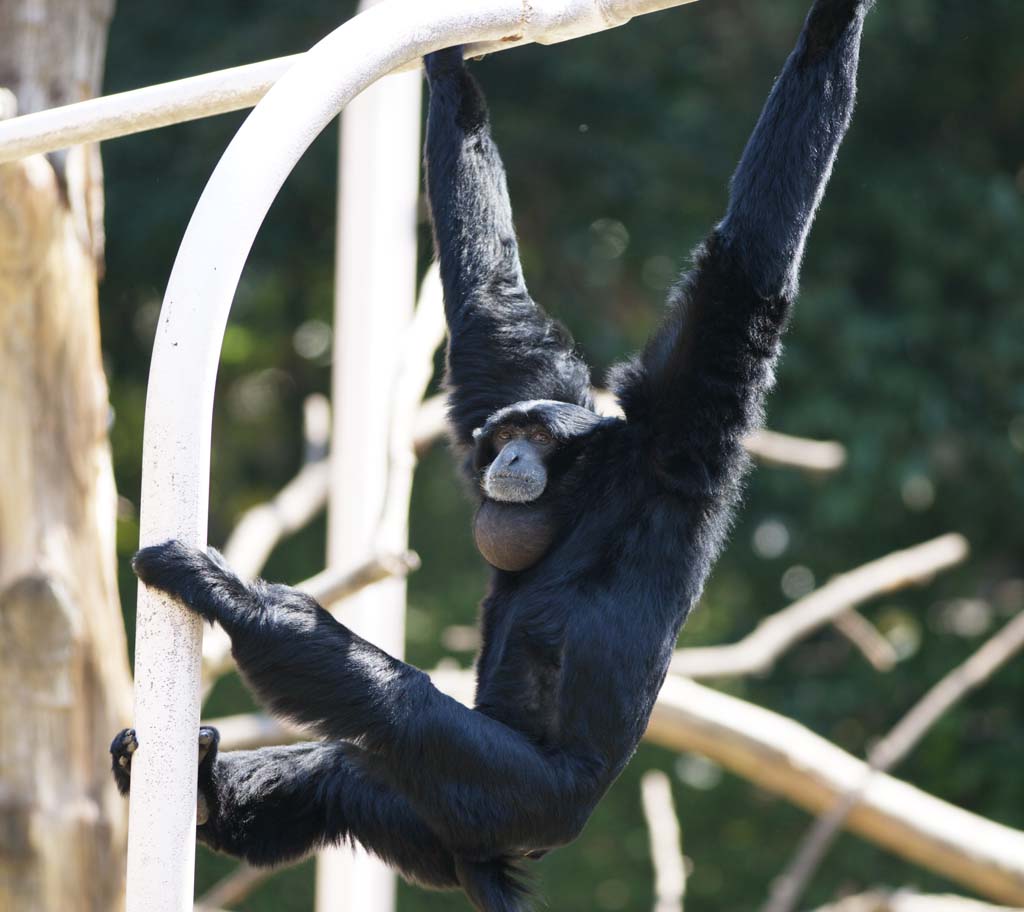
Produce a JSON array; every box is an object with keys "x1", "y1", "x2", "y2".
[
  {"x1": 207, "y1": 670, "x2": 1024, "y2": 905},
  {"x1": 671, "y1": 534, "x2": 969, "y2": 679},
  {"x1": 763, "y1": 607, "x2": 1024, "y2": 912},
  {"x1": 641, "y1": 769, "x2": 686, "y2": 912}
]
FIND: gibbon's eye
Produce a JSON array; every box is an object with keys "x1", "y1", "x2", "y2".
[
  {"x1": 497, "y1": 430, "x2": 512, "y2": 441},
  {"x1": 532, "y1": 431, "x2": 552, "y2": 445}
]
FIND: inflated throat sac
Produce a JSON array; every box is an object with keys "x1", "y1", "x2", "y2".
[{"x1": 473, "y1": 499, "x2": 557, "y2": 573}]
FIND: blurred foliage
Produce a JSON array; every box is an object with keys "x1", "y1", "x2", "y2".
[{"x1": 98, "y1": 1, "x2": 1024, "y2": 909}]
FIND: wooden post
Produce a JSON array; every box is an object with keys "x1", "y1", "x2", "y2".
[{"x1": 0, "y1": 3, "x2": 132, "y2": 911}]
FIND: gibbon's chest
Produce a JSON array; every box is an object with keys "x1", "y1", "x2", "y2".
[{"x1": 475, "y1": 491, "x2": 697, "y2": 672}]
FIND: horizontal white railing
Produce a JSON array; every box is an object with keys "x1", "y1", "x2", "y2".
[{"x1": 0, "y1": 0, "x2": 697, "y2": 163}]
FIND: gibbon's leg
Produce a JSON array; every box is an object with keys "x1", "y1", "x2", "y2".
[
  {"x1": 111, "y1": 727, "x2": 459, "y2": 884},
  {"x1": 132, "y1": 541, "x2": 595, "y2": 854}
]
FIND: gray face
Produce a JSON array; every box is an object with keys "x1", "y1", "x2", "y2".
[{"x1": 482, "y1": 424, "x2": 557, "y2": 504}]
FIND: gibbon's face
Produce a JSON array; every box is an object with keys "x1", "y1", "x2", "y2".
[{"x1": 481, "y1": 423, "x2": 558, "y2": 504}]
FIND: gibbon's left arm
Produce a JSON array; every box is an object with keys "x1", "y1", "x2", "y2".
[
  {"x1": 424, "y1": 48, "x2": 595, "y2": 450},
  {"x1": 614, "y1": 0, "x2": 874, "y2": 498}
]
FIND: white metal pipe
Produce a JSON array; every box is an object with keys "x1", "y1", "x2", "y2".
[
  {"x1": 125, "y1": 1, "x2": 700, "y2": 910},
  {"x1": 0, "y1": 55, "x2": 298, "y2": 164},
  {"x1": 0, "y1": 0, "x2": 696, "y2": 164}
]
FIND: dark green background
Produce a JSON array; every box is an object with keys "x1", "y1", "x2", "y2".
[{"x1": 98, "y1": 2, "x2": 1024, "y2": 909}]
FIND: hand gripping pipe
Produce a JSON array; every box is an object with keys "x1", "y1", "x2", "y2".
[{"x1": 125, "y1": 1, "x2": 697, "y2": 910}]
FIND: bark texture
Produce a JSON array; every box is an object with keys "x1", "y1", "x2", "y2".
[{"x1": 0, "y1": 2, "x2": 131, "y2": 910}]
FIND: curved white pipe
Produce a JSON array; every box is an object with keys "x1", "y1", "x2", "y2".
[
  {"x1": 0, "y1": 0, "x2": 696, "y2": 164},
  {"x1": 126, "y1": 1, "x2": 698, "y2": 910}
]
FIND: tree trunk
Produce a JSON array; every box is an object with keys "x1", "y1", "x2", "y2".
[{"x1": 0, "y1": 2, "x2": 132, "y2": 911}]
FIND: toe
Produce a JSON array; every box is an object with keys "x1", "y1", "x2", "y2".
[
  {"x1": 110, "y1": 727, "x2": 138, "y2": 757},
  {"x1": 198, "y1": 726, "x2": 220, "y2": 764}
]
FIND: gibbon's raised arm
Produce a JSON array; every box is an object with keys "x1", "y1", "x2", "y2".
[
  {"x1": 424, "y1": 49, "x2": 594, "y2": 449},
  {"x1": 614, "y1": 0, "x2": 872, "y2": 497}
]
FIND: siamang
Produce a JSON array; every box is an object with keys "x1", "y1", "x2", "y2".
[{"x1": 111, "y1": 1, "x2": 874, "y2": 908}]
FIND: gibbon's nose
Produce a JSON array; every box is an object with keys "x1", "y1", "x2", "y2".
[{"x1": 507, "y1": 452, "x2": 519, "y2": 464}]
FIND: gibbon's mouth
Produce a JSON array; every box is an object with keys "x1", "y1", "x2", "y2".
[{"x1": 484, "y1": 473, "x2": 546, "y2": 504}]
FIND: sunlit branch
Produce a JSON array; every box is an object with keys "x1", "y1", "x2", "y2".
[
  {"x1": 671, "y1": 534, "x2": 969, "y2": 679},
  {"x1": 641, "y1": 769, "x2": 687, "y2": 912},
  {"x1": 762, "y1": 607, "x2": 1024, "y2": 912}
]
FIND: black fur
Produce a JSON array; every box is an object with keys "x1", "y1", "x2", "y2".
[{"x1": 110, "y1": 3, "x2": 871, "y2": 909}]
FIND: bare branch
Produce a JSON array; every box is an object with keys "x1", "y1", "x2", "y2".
[
  {"x1": 671, "y1": 534, "x2": 969, "y2": 679},
  {"x1": 831, "y1": 610, "x2": 898, "y2": 672},
  {"x1": 195, "y1": 863, "x2": 272, "y2": 911},
  {"x1": 592, "y1": 390, "x2": 846, "y2": 472},
  {"x1": 219, "y1": 461, "x2": 329, "y2": 581},
  {"x1": 207, "y1": 670, "x2": 1024, "y2": 905},
  {"x1": 201, "y1": 268, "x2": 444, "y2": 693},
  {"x1": 746, "y1": 429, "x2": 845, "y2": 473},
  {"x1": 413, "y1": 388, "x2": 847, "y2": 473},
  {"x1": 202, "y1": 395, "x2": 332, "y2": 684},
  {"x1": 641, "y1": 769, "x2": 686, "y2": 912},
  {"x1": 222, "y1": 393, "x2": 331, "y2": 579},
  {"x1": 807, "y1": 890, "x2": 1024, "y2": 912},
  {"x1": 413, "y1": 393, "x2": 449, "y2": 457},
  {"x1": 649, "y1": 676, "x2": 1024, "y2": 906},
  {"x1": 298, "y1": 551, "x2": 421, "y2": 605},
  {"x1": 371, "y1": 263, "x2": 446, "y2": 561},
  {"x1": 763, "y1": 608, "x2": 1024, "y2": 912}
]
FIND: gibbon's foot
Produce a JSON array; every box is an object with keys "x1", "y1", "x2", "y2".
[
  {"x1": 195, "y1": 727, "x2": 218, "y2": 824},
  {"x1": 110, "y1": 727, "x2": 138, "y2": 795},
  {"x1": 198, "y1": 726, "x2": 218, "y2": 764},
  {"x1": 109, "y1": 726, "x2": 221, "y2": 823}
]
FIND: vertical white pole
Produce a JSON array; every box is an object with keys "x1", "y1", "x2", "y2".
[
  {"x1": 317, "y1": 6, "x2": 423, "y2": 910},
  {"x1": 127, "y1": 441, "x2": 206, "y2": 912}
]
